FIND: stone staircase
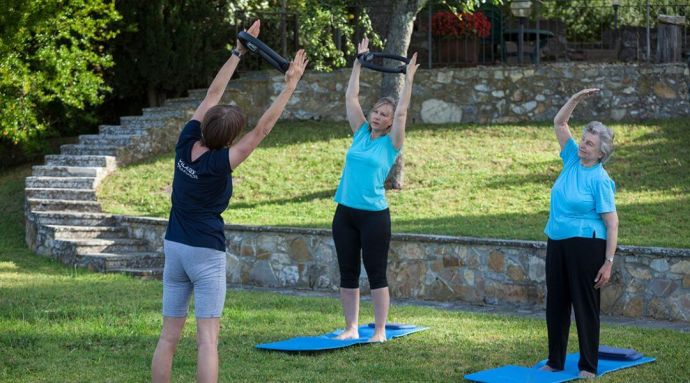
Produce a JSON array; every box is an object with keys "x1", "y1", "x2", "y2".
[{"x1": 25, "y1": 93, "x2": 206, "y2": 279}]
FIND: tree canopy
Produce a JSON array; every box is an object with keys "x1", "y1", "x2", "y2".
[{"x1": 0, "y1": 0, "x2": 119, "y2": 150}]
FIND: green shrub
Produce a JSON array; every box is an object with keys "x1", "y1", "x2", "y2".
[{"x1": 0, "y1": 0, "x2": 120, "y2": 152}]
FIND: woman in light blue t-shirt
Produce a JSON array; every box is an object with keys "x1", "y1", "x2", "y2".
[
  {"x1": 331, "y1": 37, "x2": 419, "y2": 343},
  {"x1": 540, "y1": 88, "x2": 619, "y2": 379}
]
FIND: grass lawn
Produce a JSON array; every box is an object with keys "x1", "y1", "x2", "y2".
[
  {"x1": 1, "y1": 134, "x2": 689, "y2": 381},
  {"x1": 99, "y1": 119, "x2": 690, "y2": 248}
]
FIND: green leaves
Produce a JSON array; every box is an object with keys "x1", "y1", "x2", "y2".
[
  {"x1": 232, "y1": 0, "x2": 383, "y2": 72},
  {"x1": 294, "y1": 0, "x2": 379, "y2": 71},
  {"x1": 0, "y1": 0, "x2": 120, "y2": 148},
  {"x1": 109, "y1": 0, "x2": 232, "y2": 106}
]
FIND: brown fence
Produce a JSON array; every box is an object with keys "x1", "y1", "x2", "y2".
[
  {"x1": 232, "y1": 1, "x2": 690, "y2": 71},
  {"x1": 412, "y1": 0, "x2": 690, "y2": 68}
]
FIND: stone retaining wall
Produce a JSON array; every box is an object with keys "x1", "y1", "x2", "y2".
[
  {"x1": 218, "y1": 63, "x2": 690, "y2": 124},
  {"x1": 118, "y1": 216, "x2": 690, "y2": 322}
]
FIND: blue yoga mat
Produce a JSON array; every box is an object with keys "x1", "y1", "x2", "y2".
[
  {"x1": 465, "y1": 351, "x2": 655, "y2": 383},
  {"x1": 465, "y1": 366, "x2": 574, "y2": 383},
  {"x1": 598, "y1": 345, "x2": 644, "y2": 361},
  {"x1": 256, "y1": 323, "x2": 428, "y2": 352}
]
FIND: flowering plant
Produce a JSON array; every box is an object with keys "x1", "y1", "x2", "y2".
[{"x1": 431, "y1": 11, "x2": 492, "y2": 39}]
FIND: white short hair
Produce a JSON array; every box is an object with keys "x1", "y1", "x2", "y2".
[{"x1": 583, "y1": 121, "x2": 615, "y2": 164}]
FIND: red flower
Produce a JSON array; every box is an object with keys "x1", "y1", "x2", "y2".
[{"x1": 431, "y1": 11, "x2": 492, "y2": 38}]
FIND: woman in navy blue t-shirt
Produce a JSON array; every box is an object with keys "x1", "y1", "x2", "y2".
[{"x1": 151, "y1": 20, "x2": 308, "y2": 383}]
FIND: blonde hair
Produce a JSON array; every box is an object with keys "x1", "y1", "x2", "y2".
[{"x1": 369, "y1": 97, "x2": 396, "y2": 132}]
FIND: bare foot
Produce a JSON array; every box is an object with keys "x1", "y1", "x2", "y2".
[
  {"x1": 368, "y1": 332, "x2": 387, "y2": 343},
  {"x1": 335, "y1": 327, "x2": 359, "y2": 340},
  {"x1": 539, "y1": 365, "x2": 559, "y2": 372},
  {"x1": 578, "y1": 370, "x2": 596, "y2": 379}
]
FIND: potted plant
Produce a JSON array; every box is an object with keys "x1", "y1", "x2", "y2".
[{"x1": 431, "y1": 11, "x2": 491, "y2": 66}]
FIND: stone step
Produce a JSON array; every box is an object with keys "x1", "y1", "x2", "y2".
[
  {"x1": 163, "y1": 97, "x2": 201, "y2": 107},
  {"x1": 45, "y1": 225, "x2": 128, "y2": 240},
  {"x1": 120, "y1": 115, "x2": 167, "y2": 129},
  {"x1": 27, "y1": 198, "x2": 102, "y2": 213},
  {"x1": 25, "y1": 188, "x2": 96, "y2": 201},
  {"x1": 44, "y1": 154, "x2": 115, "y2": 168},
  {"x1": 187, "y1": 89, "x2": 207, "y2": 99},
  {"x1": 33, "y1": 211, "x2": 116, "y2": 226},
  {"x1": 98, "y1": 124, "x2": 147, "y2": 136},
  {"x1": 61, "y1": 144, "x2": 120, "y2": 156},
  {"x1": 78, "y1": 134, "x2": 132, "y2": 147},
  {"x1": 32, "y1": 165, "x2": 101, "y2": 178},
  {"x1": 25, "y1": 176, "x2": 96, "y2": 190},
  {"x1": 141, "y1": 108, "x2": 189, "y2": 119},
  {"x1": 110, "y1": 267, "x2": 163, "y2": 280},
  {"x1": 57, "y1": 238, "x2": 151, "y2": 255},
  {"x1": 78, "y1": 252, "x2": 164, "y2": 272}
]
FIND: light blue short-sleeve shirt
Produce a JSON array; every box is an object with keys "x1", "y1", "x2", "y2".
[
  {"x1": 544, "y1": 138, "x2": 616, "y2": 240},
  {"x1": 334, "y1": 122, "x2": 401, "y2": 211}
]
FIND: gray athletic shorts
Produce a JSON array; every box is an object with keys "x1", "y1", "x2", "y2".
[{"x1": 162, "y1": 240, "x2": 227, "y2": 318}]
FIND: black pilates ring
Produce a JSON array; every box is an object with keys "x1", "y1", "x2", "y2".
[
  {"x1": 238, "y1": 31, "x2": 291, "y2": 73},
  {"x1": 357, "y1": 51, "x2": 409, "y2": 74}
]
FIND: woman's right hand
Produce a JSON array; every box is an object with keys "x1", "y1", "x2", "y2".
[
  {"x1": 405, "y1": 52, "x2": 420, "y2": 83},
  {"x1": 285, "y1": 49, "x2": 308, "y2": 88},
  {"x1": 357, "y1": 37, "x2": 369, "y2": 55}
]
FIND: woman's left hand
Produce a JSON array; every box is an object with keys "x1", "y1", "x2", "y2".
[
  {"x1": 236, "y1": 19, "x2": 261, "y2": 56},
  {"x1": 357, "y1": 37, "x2": 369, "y2": 55},
  {"x1": 406, "y1": 52, "x2": 419, "y2": 82},
  {"x1": 285, "y1": 49, "x2": 308, "y2": 87},
  {"x1": 594, "y1": 262, "x2": 612, "y2": 289}
]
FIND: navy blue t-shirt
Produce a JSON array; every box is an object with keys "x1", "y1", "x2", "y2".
[{"x1": 164, "y1": 120, "x2": 232, "y2": 251}]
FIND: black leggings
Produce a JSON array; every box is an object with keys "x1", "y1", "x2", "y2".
[
  {"x1": 332, "y1": 204, "x2": 391, "y2": 289},
  {"x1": 545, "y1": 237, "x2": 607, "y2": 374}
]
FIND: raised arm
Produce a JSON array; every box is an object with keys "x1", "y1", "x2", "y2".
[
  {"x1": 553, "y1": 88, "x2": 599, "y2": 150},
  {"x1": 345, "y1": 38, "x2": 368, "y2": 132},
  {"x1": 594, "y1": 211, "x2": 619, "y2": 289},
  {"x1": 191, "y1": 20, "x2": 261, "y2": 122},
  {"x1": 229, "y1": 49, "x2": 308, "y2": 170},
  {"x1": 389, "y1": 53, "x2": 419, "y2": 150}
]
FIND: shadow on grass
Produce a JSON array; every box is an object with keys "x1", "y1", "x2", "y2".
[
  {"x1": 386, "y1": 196, "x2": 688, "y2": 248},
  {"x1": 482, "y1": 159, "x2": 561, "y2": 190},
  {"x1": 266, "y1": 194, "x2": 690, "y2": 248},
  {"x1": 230, "y1": 188, "x2": 337, "y2": 209},
  {"x1": 0, "y1": 262, "x2": 342, "y2": 323},
  {"x1": 253, "y1": 121, "x2": 351, "y2": 148},
  {"x1": 608, "y1": 120, "x2": 690, "y2": 192},
  {"x1": 253, "y1": 121, "x2": 528, "y2": 149}
]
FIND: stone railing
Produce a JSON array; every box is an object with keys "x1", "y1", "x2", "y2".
[
  {"x1": 25, "y1": 62, "x2": 690, "y2": 324},
  {"x1": 119, "y1": 216, "x2": 690, "y2": 323},
  {"x1": 218, "y1": 62, "x2": 690, "y2": 125}
]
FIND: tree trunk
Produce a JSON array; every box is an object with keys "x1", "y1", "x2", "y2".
[
  {"x1": 364, "y1": 0, "x2": 427, "y2": 189},
  {"x1": 147, "y1": 86, "x2": 166, "y2": 107}
]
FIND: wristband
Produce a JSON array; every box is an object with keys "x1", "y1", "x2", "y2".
[{"x1": 231, "y1": 48, "x2": 242, "y2": 58}]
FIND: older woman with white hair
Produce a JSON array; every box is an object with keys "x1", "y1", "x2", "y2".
[{"x1": 540, "y1": 88, "x2": 619, "y2": 379}]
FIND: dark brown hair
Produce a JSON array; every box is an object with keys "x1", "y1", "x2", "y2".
[{"x1": 200, "y1": 105, "x2": 246, "y2": 150}]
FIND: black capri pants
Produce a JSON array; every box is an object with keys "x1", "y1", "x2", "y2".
[
  {"x1": 332, "y1": 204, "x2": 391, "y2": 289},
  {"x1": 545, "y1": 237, "x2": 607, "y2": 374}
]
